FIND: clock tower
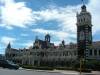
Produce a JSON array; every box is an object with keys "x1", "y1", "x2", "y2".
[{"x1": 76, "y1": 4, "x2": 92, "y2": 59}]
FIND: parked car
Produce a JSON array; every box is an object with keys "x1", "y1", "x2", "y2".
[{"x1": 0, "y1": 59, "x2": 19, "y2": 69}]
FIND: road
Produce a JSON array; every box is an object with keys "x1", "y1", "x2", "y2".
[{"x1": 0, "y1": 68, "x2": 100, "y2": 75}]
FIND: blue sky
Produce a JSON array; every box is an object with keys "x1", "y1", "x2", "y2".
[{"x1": 0, "y1": 0, "x2": 100, "y2": 54}]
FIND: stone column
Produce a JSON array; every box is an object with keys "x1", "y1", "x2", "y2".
[
  {"x1": 92, "y1": 49, "x2": 94, "y2": 57},
  {"x1": 97, "y1": 49, "x2": 99, "y2": 58}
]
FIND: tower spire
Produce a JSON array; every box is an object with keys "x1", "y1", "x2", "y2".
[
  {"x1": 81, "y1": 0, "x2": 87, "y2": 12},
  {"x1": 7, "y1": 42, "x2": 11, "y2": 49},
  {"x1": 81, "y1": 0, "x2": 84, "y2": 5}
]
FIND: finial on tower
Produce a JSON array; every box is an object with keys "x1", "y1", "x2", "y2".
[
  {"x1": 81, "y1": 0, "x2": 84, "y2": 5},
  {"x1": 7, "y1": 42, "x2": 11, "y2": 49},
  {"x1": 81, "y1": 0, "x2": 87, "y2": 12}
]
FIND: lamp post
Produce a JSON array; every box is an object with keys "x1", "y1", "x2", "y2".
[
  {"x1": 80, "y1": 58, "x2": 86, "y2": 75},
  {"x1": 80, "y1": 58, "x2": 82, "y2": 75}
]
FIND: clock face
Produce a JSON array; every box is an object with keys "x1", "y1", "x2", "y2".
[{"x1": 79, "y1": 31, "x2": 85, "y2": 41}]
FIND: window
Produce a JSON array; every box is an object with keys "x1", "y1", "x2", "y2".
[
  {"x1": 84, "y1": 18, "x2": 85, "y2": 22},
  {"x1": 79, "y1": 31, "x2": 85, "y2": 40},
  {"x1": 74, "y1": 51, "x2": 77, "y2": 55},
  {"x1": 89, "y1": 50, "x2": 92, "y2": 55},
  {"x1": 81, "y1": 19, "x2": 82, "y2": 22},
  {"x1": 64, "y1": 51, "x2": 68, "y2": 56},
  {"x1": 94, "y1": 49, "x2": 97, "y2": 56},
  {"x1": 99, "y1": 50, "x2": 100, "y2": 56}
]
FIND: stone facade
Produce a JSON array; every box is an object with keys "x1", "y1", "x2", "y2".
[
  {"x1": 5, "y1": 4, "x2": 100, "y2": 67},
  {"x1": 5, "y1": 40, "x2": 100, "y2": 66},
  {"x1": 5, "y1": 36, "x2": 77, "y2": 66},
  {"x1": 87, "y1": 41, "x2": 100, "y2": 60}
]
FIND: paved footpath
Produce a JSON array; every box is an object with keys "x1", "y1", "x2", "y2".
[
  {"x1": 0, "y1": 68, "x2": 100, "y2": 75},
  {"x1": 52, "y1": 70, "x2": 100, "y2": 75}
]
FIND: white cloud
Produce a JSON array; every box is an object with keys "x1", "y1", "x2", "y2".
[
  {"x1": 31, "y1": 0, "x2": 100, "y2": 43},
  {"x1": 1, "y1": 0, "x2": 99, "y2": 34},
  {"x1": 87, "y1": 0, "x2": 100, "y2": 34},
  {"x1": 1, "y1": 0, "x2": 100, "y2": 33},
  {"x1": 52, "y1": 41, "x2": 61, "y2": 46},
  {"x1": 32, "y1": 28, "x2": 76, "y2": 44},
  {"x1": 1, "y1": 0, "x2": 34, "y2": 29},
  {"x1": 32, "y1": 28, "x2": 68, "y2": 40},
  {"x1": 0, "y1": 36, "x2": 16, "y2": 45},
  {"x1": 1, "y1": 0, "x2": 100, "y2": 45},
  {"x1": 21, "y1": 33, "x2": 29, "y2": 37},
  {"x1": 31, "y1": 6, "x2": 78, "y2": 43},
  {"x1": 22, "y1": 41, "x2": 33, "y2": 48},
  {"x1": 32, "y1": 6, "x2": 78, "y2": 33}
]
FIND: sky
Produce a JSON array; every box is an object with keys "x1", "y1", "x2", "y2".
[{"x1": 0, "y1": 0, "x2": 100, "y2": 54}]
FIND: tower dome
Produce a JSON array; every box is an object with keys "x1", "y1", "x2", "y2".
[
  {"x1": 81, "y1": 5, "x2": 86, "y2": 12},
  {"x1": 45, "y1": 34, "x2": 50, "y2": 42}
]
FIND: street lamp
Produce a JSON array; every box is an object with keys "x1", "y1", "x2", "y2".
[
  {"x1": 80, "y1": 58, "x2": 86, "y2": 75},
  {"x1": 80, "y1": 58, "x2": 82, "y2": 75}
]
